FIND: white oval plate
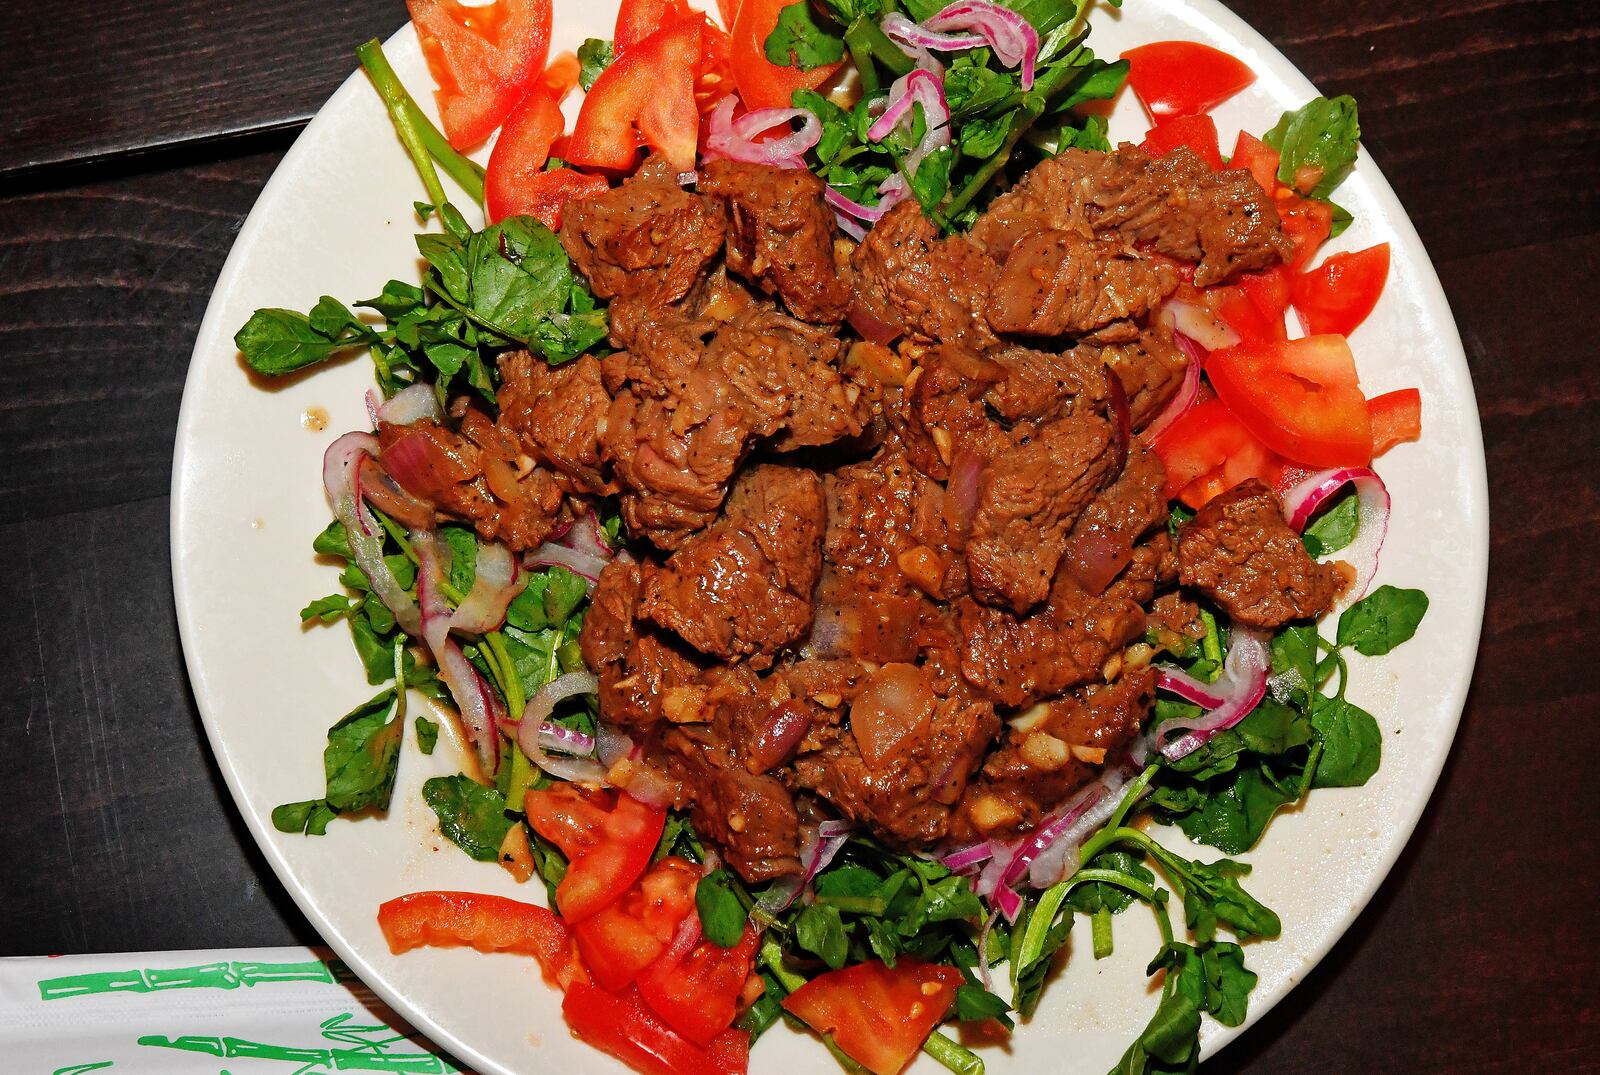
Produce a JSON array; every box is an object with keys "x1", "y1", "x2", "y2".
[{"x1": 173, "y1": 2, "x2": 1488, "y2": 1071}]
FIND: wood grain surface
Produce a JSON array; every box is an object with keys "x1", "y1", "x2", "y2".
[{"x1": 2, "y1": 1, "x2": 1596, "y2": 1071}]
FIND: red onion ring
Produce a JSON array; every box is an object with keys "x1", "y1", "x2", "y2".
[
  {"x1": 704, "y1": 96, "x2": 820, "y2": 168},
  {"x1": 881, "y1": 12, "x2": 978, "y2": 61},
  {"x1": 752, "y1": 701, "x2": 812, "y2": 771},
  {"x1": 524, "y1": 542, "x2": 608, "y2": 591},
  {"x1": 558, "y1": 511, "x2": 614, "y2": 560},
  {"x1": 1159, "y1": 299, "x2": 1240, "y2": 352},
  {"x1": 377, "y1": 383, "x2": 442, "y2": 427},
  {"x1": 941, "y1": 843, "x2": 995, "y2": 872},
  {"x1": 991, "y1": 880, "x2": 1023, "y2": 923},
  {"x1": 414, "y1": 529, "x2": 501, "y2": 776},
  {"x1": 448, "y1": 540, "x2": 521, "y2": 635},
  {"x1": 756, "y1": 820, "x2": 852, "y2": 914},
  {"x1": 976, "y1": 908, "x2": 1000, "y2": 991},
  {"x1": 515, "y1": 672, "x2": 609, "y2": 784},
  {"x1": 595, "y1": 723, "x2": 634, "y2": 769},
  {"x1": 1153, "y1": 628, "x2": 1271, "y2": 761},
  {"x1": 947, "y1": 449, "x2": 986, "y2": 534},
  {"x1": 999, "y1": 781, "x2": 1110, "y2": 890},
  {"x1": 1025, "y1": 767, "x2": 1134, "y2": 888},
  {"x1": 536, "y1": 721, "x2": 596, "y2": 756},
  {"x1": 323, "y1": 432, "x2": 420, "y2": 636},
  {"x1": 1281, "y1": 466, "x2": 1391, "y2": 600},
  {"x1": 357, "y1": 456, "x2": 437, "y2": 531},
  {"x1": 1139, "y1": 335, "x2": 1202, "y2": 443},
  {"x1": 925, "y1": 1, "x2": 1040, "y2": 88},
  {"x1": 866, "y1": 69, "x2": 949, "y2": 167}
]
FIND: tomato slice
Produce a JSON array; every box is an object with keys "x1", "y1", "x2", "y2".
[
  {"x1": 1229, "y1": 130, "x2": 1280, "y2": 194},
  {"x1": 564, "y1": 983, "x2": 750, "y2": 1075},
  {"x1": 572, "y1": 857, "x2": 699, "y2": 991},
  {"x1": 567, "y1": 15, "x2": 703, "y2": 171},
  {"x1": 638, "y1": 925, "x2": 761, "y2": 1046},
  {"x1": 617, "y1": 0, "x2": 692, "y2": 52},
  {"x1": 376, "y1": 890, "x2": 589, "y2": 990},
  {"x1": 1207, "y1": 335, "x2": 1374, "y2": 467},
  {"x1": 485, "y1": 85, "x2": 564, "y2": 223},
  {"x1": 1275, "y1": 188, "x2": 1333, "y2": 271},
  {"x1": 782, "y1": 959, "x2": 963, "y2": 1075},
  {"x1": 1290, "y1": 242, "x2": 1390, "y2": 337},
  {"x1": 407, "y1": 0, "x2": 552, "y2": 149},
  {"x1": 730, "y1": 0, "x2": 842, "y2": 109},
  {"x1": 1152, "y1": 396, "x2": 1285, "y2": 506},
  {"x1": 525, "y1": 786, "x2": 666, "y2": 922},
  {"x1": 1368, "y1": 387, "x2": 1422, "y2": 456},
  {"x1": 1122, "y1": 41, "x2": 1256, "y2": 120},
  {"x1": 1140, "y1": 113, "x2": 1224, "y2": 170}
]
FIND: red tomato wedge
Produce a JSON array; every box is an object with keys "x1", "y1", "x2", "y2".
[
  {"x1": 1141, "y1": 113, "x2": 1224, "y2": 170},
  {"x1": 1207, "y1": 335, "x2": 1374, "y2": 467},
  {"x1": 1229, "y1": 130, "x2": 1280, "y2": 194},
  {"x1": 1122, "y1": 41, "x2": 1255, "y2": 119},
  {"x1": 1275, "y1": 189, "x2": 1333, "y2": 270},
  {"x1": 1368, "y1": 387, "x2": 1422, "y2": 456},
  {"x1": 407, "y1": 0, "x2": 552, "y2": 149},
  {"x1": 1152, "y1": 396, "x2": 1285, "y2": 507},
  {"x1": 1291, "y1": 242, "x2": 1391, "y2": 337},
  {"x1": 571, "y1": 856, "x2": 699, "y2": 991},
  {"x1": 567, "y1": 15, "x2": 703, "y2": 171},
  {"x1": 484, "y1": 85, "x2": 563, "y2": 223},
  {"x1": 564, "y1": 983, "x2": 750, "y2": 1075},
  {"x1": 376, "y1": 891, "x2": 589, "y2": 990},
  {"x1": 617, "y1": 0, "x2": 692, "y2": 52},
  {"x1": 782, "y1": 959, "x2": 963, "y2": 1075},
  {"x1": 525, "y1": 786, "x2": 666, "y2": 922},
  {"x1": 638, "y1": 925, "x2": 761, "y2": 1045},
  {"x1": 730, "y1": 0, "x2": 843, "y2": 109}
]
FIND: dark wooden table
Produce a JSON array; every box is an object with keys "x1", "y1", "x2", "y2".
[{"x1": 3, "y1": 1, "x2": 1596, "y2": 1071}]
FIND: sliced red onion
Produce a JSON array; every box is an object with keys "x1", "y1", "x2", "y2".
[
  {"x1": 1281, "y1": 466, "x2": 1391, "y2": 600},
  {"x1": 537, "y1": 721, "x2": 596, "y2": 756},
  {"x1": 824, "y1": 187, "x2": 884, "y2": 240},
  {"x1": 448, "y1": 541, "x2": 521, "y2": 635},
  {"x1": 867, "y1": 69, "x2": 950, "y2": 176},
  {"x1": 880, "y1": 12, "x2": 974, "y2": 69},
  {"x1": 999, "y1": 780, "x2": 1111, "y2": 890},
  {"x1": 595, "y1": 723, "x2": 635, "y2": 769},
  {"x1": 1139, "y1": 336, "x2": 1202, "y2": 443},
  {"x1": 415, "y1": 529, "x2": 501, "y2": 776},
  {"x1": 559, "y1": 511, "x2": 614, "y2": 560},
  {"x1": 947, "y1": 449, "x2": 986, "y2": 532},
  {"x1": 524, "y1": 541, "x2": 608, "y2": 591},
  {"x1": 364, "y1": 389, "x2": 382, "y2": 429},
  {"x1": 752, "y1": 701, "x2": 812, "y2": 772},
  {"x1": 756, "y1": 821, "x2": 852, "y2": 914},
  {"x1": 1106, "y1": 367, "x2": 1130, "y2": 476},
  {"x1": 663, "y1": 903, "x2": 703, "y2": 962},
  {"x1": 704, "y1": 96, "x2": 820, "y2": 169},
  {"x1": 976, "y1": 908, "x2": 999, "y2": 992},
  {"x1": 1154, "y1": 668, "x2": 1227, "y2": 710},
  {"x1": 324, "y1": 432, "x2": 420, "y2": 636},
  {"x1": 1025, "y1": 767, "x2": 1134, "y2": 889},
  {"x1": 1159, "y1": 299, "x2": 1240, "y2": 352},
  {"x1": 357, "y1": 456, "x2": 436, "y2": 531},
  {"x1": 377, "y1": 383, "x2": 442, "y2": 427},
  {"x1": 620, "y1": 763, "x2": 676, "y2": 809},
  {"x1": 924, "y1": 2, "x2": 1040, "y2": 88},
  {"x1": 991, "y1": 880, "x2": 1023, "y2": 923},
  {"x1": 1154, "y1": 628, "x2": 1271, "y2": 761},
  {"x1": 941, "y1": 843, "x2": 995, "y2": 872},
  {"x1": 515, "y1": 672, "x2": 608, "y2": 784}
]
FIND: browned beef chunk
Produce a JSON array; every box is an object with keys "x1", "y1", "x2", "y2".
[
  {"x1": 892, "y1": 346, "x2": 1012, "y2": 481},
  {"x1": 958, "y1": 533, "x2": 1169, "y2": 707},
  {"x1": 967, "y1": 412, "x2": 1117, "y2": 613},
  {"x1": 1178, "y1": 479, "x2": 1342, "y2": 628},
  {"x1": 707, "y1": 305, "x2": 866, "y2": 450},
  {"x1": 639, "y1": 465, "x2": 825, "y2": 665},
  {"x1": 699, "y1": 159, "x2": 850, "y2": 324},
  {"x1": 850, "y1": 201, "x2": 999, "y2": 350},
  {"x1": 952, "y1": 668, "x2": 1154, "y2": 840},
  {"x1": 497, "y1": 351, "x2": 612, "y2": 494},
  {"x1": 1060, "y1": 447, "x2": 1169, "y2": 595},
  {"x1": 983, "y1": 343, "x2": 1112, "y2": 424},
  {"x1": 377, "y1": 414, "x2": 561, "y2": 551},
  {"x1": 987, "y1": 230, "x2": 1178, "y2": 337},
  {"x1": 791, "y1": 663, "x2": 998, "y2": 847},
  {"x1": 579, "y1": 560, "x2": 708, "y2": 730},
  {"x1": 808, "y1": 446, "x2": 942, "y2": 662},
  {"x1": 560, "y1": 157, "x2": 725, "y2": 306},
  {"x1": 658, "y1": 668, "x2": 803, "y2": 881},
  {"x1": 1098, "y1": 328, "x2": 1189, "y2": 431},
  {"x1": 969, "y1": 145, "x2": 1292, "y2": 286}
]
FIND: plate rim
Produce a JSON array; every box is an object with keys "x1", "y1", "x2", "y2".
[{"x1": 171, "y1": 3, "x2": 1490, "y2": 1071}]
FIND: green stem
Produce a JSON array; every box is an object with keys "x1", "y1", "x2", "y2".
[
  {"x1": 923, "y1": 1031, "x2": 984, "y2": 1075},
  {"x1": 1069, "y1": 867, "x2": 1160, "y2": 905},
  {"x1": 357, "y1": 39, "x2": 449, "y2": 213},
  {"x1": 1095, "y1": 763, "x2": 1159, "y2": 848},
  {"x1": 405, "y1": 100, "x2": 487, "y2": 204},
  {"x1": 759, "y1": 937, "x2": 808, "y2": 993},
  {"x1": 813, "y1": 894, "x2": 888, "y2": 916},
  {"x1": 1091, "y1": 906, "x2": 1113, "y2": 959},
  {"x1": 391, "y1": 638, "x2": 408, "y2": 724},
  {"x1": 822, "y1": 1035, "x2": 872, "y2": 1075},
  {"x1": 1200, "y1": 608, "x2": 1223, "y2": 670},
  {"x1": 942, "y1": 97, "x2": 1045, "y2": 220},
  {"x1": 844, "y1": 20, "x2": 882, "y2": 98},
  {"x1": 485, "y1": 631, "x2": 524, "y2": 718},
  {"x1": 853, "y1": 17, "x2": 915, "y2": 78},
  {"x1": 504, "y1": 746, "x2": 535, "y2": 814}
]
